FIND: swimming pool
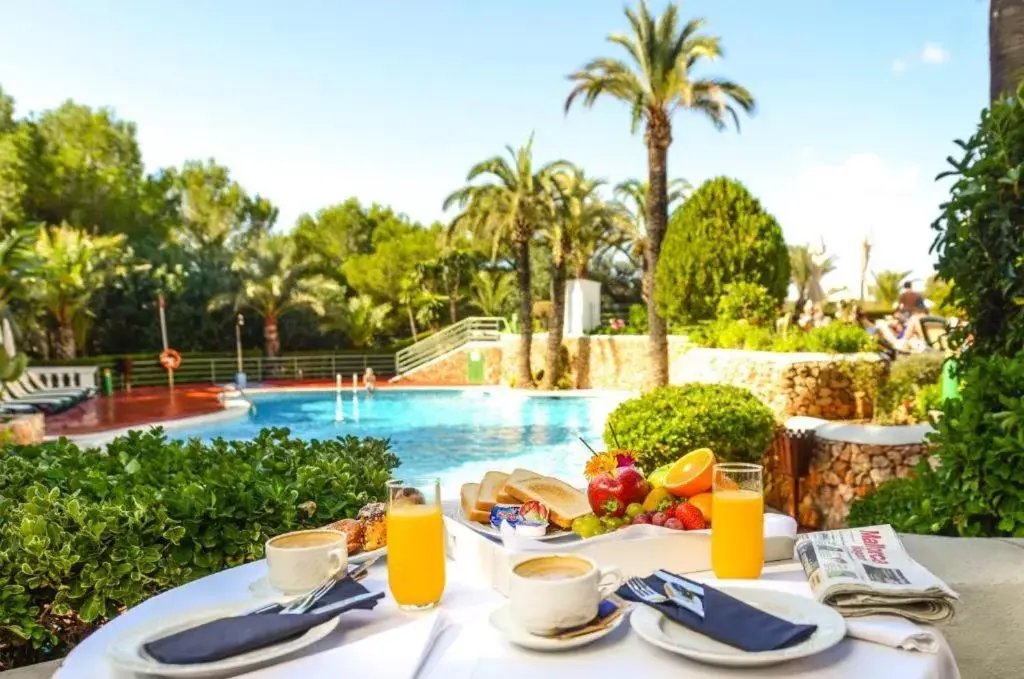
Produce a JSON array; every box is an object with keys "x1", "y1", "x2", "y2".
[{"x1": 171, "y1": 389, "x2": 624, "y2": 497}]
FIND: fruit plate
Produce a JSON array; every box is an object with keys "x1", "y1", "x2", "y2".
[{"x1": 451, "y1": 505, "x2": 574, "y2": 542}]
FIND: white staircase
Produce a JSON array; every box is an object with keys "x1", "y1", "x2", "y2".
[{"x1": 393, "y1": 317, "x2": 504, "y2": 378}]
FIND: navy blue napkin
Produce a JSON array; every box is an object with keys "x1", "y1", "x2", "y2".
[
  {"x1": 618, "y1": 573, "x2": 817, "y2": 652},
  {"x1": 144, "y1": 577, "x2": 384, "y2": 665}
]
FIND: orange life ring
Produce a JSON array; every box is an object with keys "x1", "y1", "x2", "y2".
[{"x1": 159, "y1": 349, "x2": 182, "y2": 371}]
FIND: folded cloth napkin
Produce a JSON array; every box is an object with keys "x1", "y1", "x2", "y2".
[
  {"x1": 846, "y1": 615, "x2": 939, "y2": 653},
  {"x1": 145, "y1": 577, "x2": 384, "y2": 665},
  {"x1": 617, "y1": 573, "x2": 818, "y2": 652}
]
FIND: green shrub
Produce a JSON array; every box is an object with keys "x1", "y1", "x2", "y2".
[
  {"x1": 716, "y1": 282, "x2": 778, "y2": 326},
  {"x1": 605, "y1": 384, "x2": 776, "y2": 469},
  {"x1": 875, "y1": 353, "x2": 947, "y2": 424},
  {"x1": 799, "y1": 323, "x2": 877, "y2": 354},
  {"x1": 627, "y1": 304, "x2": 648, "y2": 333},
  {"x1": 932, "y1": 84, "x2": 1024, "y2": 363},
  {"x1": 655, "y1": 177, "x2": 789, "y2": 325},
  {"x1": 847, "y1": 468, "x2": 947, "y2": 534},
  {"x1": 0, "y1": 428, "x2": 399, "y2": 668}
]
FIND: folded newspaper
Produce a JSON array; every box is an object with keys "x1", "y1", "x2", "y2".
[{"x1": 794, "y1": 524, "x2": 959, "y2": 623}]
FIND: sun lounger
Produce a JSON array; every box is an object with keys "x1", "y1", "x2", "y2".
[
  {"x1": 2, "y1": 382, "x2": 78, "y2": 413},
  {"x1": 20, "y1": 374, "x2": 95, "y2": 399}
]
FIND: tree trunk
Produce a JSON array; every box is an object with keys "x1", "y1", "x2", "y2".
[
  {"x1": 263, "y1": 317, "x2": 280, "y2": 358},
  {"x1": 55, "y1": 321, "x2": 76, "y2": 360},
  {"x1": 991, "y1": 0, "x2": 1024, "y2": 101},
  {"x1": 406, "y1": 305, "x2": 419, "y2": 342},
  {"x1": 644, "y1": 123, "x2": 671, "y2": 389},
  {"x1": 515, "y1": 236, "x2": 533, "y2": 388},
  {"x1": 449, "y1": 296, "x2": 459, "y2": 324},
  {"x1": 541, "y1": 248, "x2": 568, "y2": 390}
]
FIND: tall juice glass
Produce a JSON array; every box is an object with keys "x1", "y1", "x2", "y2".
[
  {"x1": 386, "y1": 477, "x2": 446, "y2": 609},
  {"x1": 711, "y1": 463, "x2": 764, "y2": 579}
]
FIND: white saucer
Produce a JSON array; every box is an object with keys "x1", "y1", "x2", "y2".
[
  {"x1": 249, "y1": 548, "x2": 386, "y2": 597},
  {"x1": 488, "y1": 603, "x2": 626, "y2": 651},
  {"x1": 629, "y1": 585, "x2": 846, "y2": 667}
]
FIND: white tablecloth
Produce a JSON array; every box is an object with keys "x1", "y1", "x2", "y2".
[{"x1": 56, "y1": 559, "x2": 959, "y2": 679}]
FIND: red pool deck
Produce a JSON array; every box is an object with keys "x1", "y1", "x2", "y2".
[
  {"x1": 45, "y1": 386, "x2": 226, "y2": 438},
  {"x1": 43, "y1": 380, "x2": 445, "y2": 437}
]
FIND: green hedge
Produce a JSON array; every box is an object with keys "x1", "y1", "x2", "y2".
[
  {"x1": 691, "y1": 320, "x2": 877, "y2": 354},
  {"x1": 874, "y1": 353, "x2": 947, "y2": 424},
  {"x1": 605, "y1": 384, "x2": 776, "y2": 470},
  {"x1": 0, "y1": 428, "x2": 399, "y2": 669}
]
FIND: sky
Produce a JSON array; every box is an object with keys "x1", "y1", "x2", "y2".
[{"x1": 0, "y1": 0, "x2": 989, "y2": 297}]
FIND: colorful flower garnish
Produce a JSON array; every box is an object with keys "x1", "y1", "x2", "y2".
[
  {"x1": 584, "y1": 452, "x2": 618, "y2": 480},
  {"x1": 615, "y1": 452, "x2": 637, "y2": 468}
]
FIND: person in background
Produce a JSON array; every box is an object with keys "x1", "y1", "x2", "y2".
[
  {"x1": 363, "y1": 367, "x2": 376, "y2": 393},
  {"x1": 897, "y1": 281, "x2": 924, "y2": 317}
]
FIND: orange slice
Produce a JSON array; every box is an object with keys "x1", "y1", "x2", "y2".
[
  {"x1": 663, "y1": 448, "x2": 716, "y2": 498},
  {"x1": 686, "y1": 492, "x2": 713, "y2": 524}
]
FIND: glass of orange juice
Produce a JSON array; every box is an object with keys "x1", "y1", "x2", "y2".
[
  {"x1": 386, "y1": 477, "x2": 446, "y2": 609},
  {"x1": 711, "y1": 463, "x2": 764, "y2": 579}
]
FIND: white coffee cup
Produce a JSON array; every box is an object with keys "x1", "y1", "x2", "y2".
[
  {"x1": 508, "y1": 554, "x2": 622, "y2": 636},
  {"x1": 265, "y1": 529, "x2": 348, "y2": 593}
]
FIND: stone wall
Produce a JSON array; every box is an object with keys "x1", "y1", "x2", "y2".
[
  {"x1": 396, "y1": 343, "x2": 503, "y2": 386},
  {"x1": 0, "y1": 413, "x2": 45, "y2": 445},
  {"x1": 764, "y1": 422, "x2": 935, "y2": 529},
  {"x1": 499, "y1": 334, "x2": 883, "y2": 420}
]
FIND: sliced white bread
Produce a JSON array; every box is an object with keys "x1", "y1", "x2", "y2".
[
  {"x1": 460, "y1": 483, "x2": 491, "y2": 523},
  {"x1": 504, "y1": 475, "x2": 589, "y2": 529},
  {"x1": 475, "y1": 471, "x2": 510, "y2": 512}
]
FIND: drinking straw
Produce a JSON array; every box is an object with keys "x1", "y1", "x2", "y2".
[
  {"x1": 578, "y1": 437, "x2": 598, "y2": 454},
  {"x1": 608, "y1": 423, "x2": 622, "y2": 449}
]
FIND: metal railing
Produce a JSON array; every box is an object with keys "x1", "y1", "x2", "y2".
[
  {"x1": 96, "y1": 354, "x2": 396, "y2": 388},
  {"x1": 394, "y1": 317, "x2": 504, "y2": 375}
]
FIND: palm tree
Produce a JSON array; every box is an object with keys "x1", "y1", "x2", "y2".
[
  {"x1": 443, "y1": 136, "x2": 566, "y2": 387},
  {"x1": 0, "y1": 228, "x2": 35, "y2": 320},
  {"x1": 469, "y1": 270, "x2": 516, "y2": 317},
  {"x1": 31, "y1": 224, "x2": 125, "y2": 359},
  {"x1": 789, "y1": 243, "x2": 837, "y2": 318},
  {"x1": 990, "y1": 0, "x2": 1024, "y2": 101},
  {"x1": 613, "y1": 178, "x2": 690, "y2": 301},
  {"x1": 209, "y1": 234, "x2": 325, "y2": 358},
  {"x1": 322, "y1": 294, "x2": 391, "y2": 349},
  {"x1": 566, "y1": 0, "x2": 754, "y2": 387},
  {"x1": 869, "y1": 270, "x2": 913, "y2": 308}
]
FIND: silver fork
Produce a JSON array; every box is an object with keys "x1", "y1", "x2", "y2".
[
  {"x1": 625, "y1": 577, "x2": 705, "y2": 618},
  {"x1": 281, "y1": 575, "x2": 337, "y2": 615},
  {"x1": 249, "y1": 557, "x2": 381, "y2": 616}
]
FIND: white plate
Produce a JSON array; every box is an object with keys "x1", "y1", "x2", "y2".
[
  {"x1": 452, "y1": 506, "x2": 574, "y2": 541},
  {"x1": 629, "y1": 585, "x2": 846, "y2": 668},
  {"x1": 488, "y1": 602, "x2": 626, "y2": 651},
  {"x1": 105, "y1": 600, "x2": 340, "y2": 678},
  {"x1": 349, "y1": 544, "x2": 387, "y2": 564}
]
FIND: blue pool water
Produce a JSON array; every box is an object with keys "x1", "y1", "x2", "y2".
[{"x1": 171, "y1": 390, "x2": 623, "y2": 496}]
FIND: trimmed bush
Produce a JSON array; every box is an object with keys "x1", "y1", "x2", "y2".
[
  {"x1": 0, "y1": 428, "x2": 399, "y2": 669},
  {"x1": 606, "y1": 384, "x2": 776, "y2": 470},
  {"x1": 875, "y1": 353, "x2": 947, "y2": 424},
  {"x1": 716, "y1": 282, "x2": 778, "y2": 326},
  {"x1": 655, "y1": 177, "x2": 789, "y2": 326},
  {"x1": 691, "y1": 321, "x2": 876, "y2": 354}
]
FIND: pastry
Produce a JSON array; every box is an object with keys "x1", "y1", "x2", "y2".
[
  {"x1": 328, "y1": 518, "x2": 363, "y2": 555},
  {"x1": 358, "y1": 502, "x2": 387, "y2": 551}
]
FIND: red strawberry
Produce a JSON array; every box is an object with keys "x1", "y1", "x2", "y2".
[{"x1": 675, "y1": 502, "x2": 707, "y2": 530}]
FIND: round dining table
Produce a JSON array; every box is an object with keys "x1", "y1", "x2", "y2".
[{"x1": 56, "y1": 556, "x2": 960, "y2": 679}]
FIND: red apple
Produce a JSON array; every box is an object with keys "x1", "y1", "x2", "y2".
[{"x1": 587, "y1": 466, "x2": 652, "y2": 517}]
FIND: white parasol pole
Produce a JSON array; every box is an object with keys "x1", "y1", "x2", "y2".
[{"x1": 158, "y1": 295, "x2": 174, "y2": 389}]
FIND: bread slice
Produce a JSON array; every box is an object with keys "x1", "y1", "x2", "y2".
[
  {"x1": 460, "y1": 483, "x2": 491, "y2": 523},
  {"x1": 496, "y1": 468, "x2": 541, "y2": 503},
  {"x1": 475, "y1": 471, "x2": 510, "y2": 512},
  {"x1": 504, "y1": 475, "x2": 589, "y2": 529}
]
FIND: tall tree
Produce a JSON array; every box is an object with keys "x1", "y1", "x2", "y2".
[
  {"x1": 0, "y1": 229, "x2": 35, "y2": 320},
  {"x1": 990, "y1": 0, "x2": 1024, "y2": 101},
  {"x1": 209, "y1": 234, "x2": 325, "y2": 357},
  {"x1": 321, "y1": 294, "x2": 391, "y2": 349},
  {"x1": 613, "y1": 177, "x2": 690, "y2": 301},
  {"x1": 444, "y1": 136, "x2": 566, "y2": 388},
  {"x1": 566, "y1": 1, "x2": 754, "y2": 388},
  {"x1": 172, "y1": 159, "x2": 250, "y2": 251},
  {"x1": 869, "y1": 269, "x2": 913, "y2": 307},
  {"x1": 469, "y1": 270, "x2": 516, "y2": 317},
  {"x1": 789, "y1": 243, "x2": 837, "y2": 318},
  {"x1": 30, "y1": 225, "x2": 126, "y2": 358}
]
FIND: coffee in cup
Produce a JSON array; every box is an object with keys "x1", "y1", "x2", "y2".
[
  {"x1": 266, "y1": 529, "x2": 348, "y2": 593},
  {"x1": 509, "y1": 554, "x2": 621, "y2": 636}
]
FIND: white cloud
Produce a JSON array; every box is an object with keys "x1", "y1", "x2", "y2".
[
  {"x1": 759, "y1": 153, "x2": 946, "y2": 299},
  {"x1": 891, "y1": 59, "x2": 907, "y2": 73},
  {"x1": 921, "y1": 43, "x2": 950, "y2": 65}
]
